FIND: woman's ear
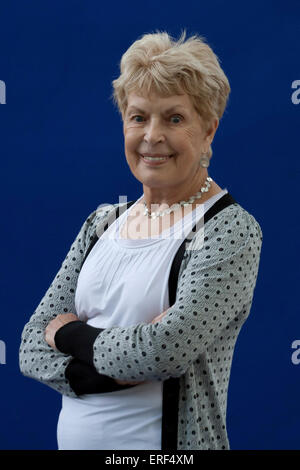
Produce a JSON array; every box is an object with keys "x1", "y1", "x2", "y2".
[{"x1": 206, "y1": 118, "x2": 219, "y2": 144}]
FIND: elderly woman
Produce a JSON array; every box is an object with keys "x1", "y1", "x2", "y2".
[{"x1": 19, "y1": 31, "x2": 263, "y2": 451}]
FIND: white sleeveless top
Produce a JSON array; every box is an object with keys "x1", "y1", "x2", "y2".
[{"x1": 57, "y1": 189, "x2": 228, "y2": 450}]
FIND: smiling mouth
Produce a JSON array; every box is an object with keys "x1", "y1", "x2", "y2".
[{"x1": 140, "y1": 154, "x2": 174, "y2": 162}]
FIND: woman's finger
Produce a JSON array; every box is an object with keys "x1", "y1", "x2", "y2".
[{"x1": 151, "y1": 309, "x2": 169, "y2": 324}]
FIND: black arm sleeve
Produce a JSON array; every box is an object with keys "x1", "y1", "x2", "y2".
[
  {"x1": 65, "y1": 358, "x2": 138, "y2": 396},
  {"x1": 55, "y1": 321, "x2": 138, "y2": 395},
  {"x1": 54, "y1": 320, "x2": 102, "y2": 366}
]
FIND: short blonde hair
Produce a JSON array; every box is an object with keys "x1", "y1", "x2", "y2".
[{"x1": 112, "y1": 30, "x2": 231, "y2": 158}]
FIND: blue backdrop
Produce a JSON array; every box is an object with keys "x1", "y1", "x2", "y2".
[{"x1": 1, "y1": 0, "x2": 299, "y2": 450}]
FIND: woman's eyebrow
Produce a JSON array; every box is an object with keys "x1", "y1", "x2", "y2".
[{"x1": 127, "y1": 105, "x2": 185, "y2": 114}]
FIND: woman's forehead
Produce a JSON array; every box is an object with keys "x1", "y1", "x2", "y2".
[{"x1": 126, "y1": 91, "x2": 194, "y2": 112}]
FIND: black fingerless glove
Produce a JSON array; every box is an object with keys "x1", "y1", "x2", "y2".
[{"x1": 65, "y1": 358, "x2": 138, "y2": 396}]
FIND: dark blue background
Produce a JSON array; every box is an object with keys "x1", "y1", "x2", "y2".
[{"x1": 1, "y1": 0, "x2": 299, "y2": 450}]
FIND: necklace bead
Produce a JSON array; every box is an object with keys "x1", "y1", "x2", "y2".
[{"x1": 143, "y1": 176, "x2": 213, "y2": 219}]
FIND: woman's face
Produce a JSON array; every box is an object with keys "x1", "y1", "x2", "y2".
[{"x1": 123, "y1": 91, "x2": 218, "y2": 192}]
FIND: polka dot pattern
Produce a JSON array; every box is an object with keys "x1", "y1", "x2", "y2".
[
  {"x1": 91, "y1": 203, "x2": 263, "y2": 449},
  {"x1": 19, "y1": 204, "x2": 118, "y2": 397},
  {"x1": 19, "y1": 201, "x2": 263, "y2": 450}
]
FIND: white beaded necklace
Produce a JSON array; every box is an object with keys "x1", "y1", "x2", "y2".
[{"x1": 143, "y1": 176, "x2": 213, "y2": 219}]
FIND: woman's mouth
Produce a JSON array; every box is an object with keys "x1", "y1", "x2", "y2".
[{"x1": 140, "y1": 154, "x2": 174, "y2": 165}]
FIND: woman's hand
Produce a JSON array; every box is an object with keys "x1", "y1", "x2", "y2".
[
  {"x1": 151, "y1": 308, "x2": 169, "y2": 324},
  {"x1": 114, "y1": 378, "x2": 144, "y2": 385},
  {"x1": 44, "y1": 309, "x2": 169, "y2": 383},
  {"x1": 45, "y1": 313, "x2": 79, "y2": 350},
  {"x1": 114, "y1": 308, "x2": 169, "y2": 385}
]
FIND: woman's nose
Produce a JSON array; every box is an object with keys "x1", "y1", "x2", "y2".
[{"x1": 143, "y1": 120, "x2": 165, "y2": 144}]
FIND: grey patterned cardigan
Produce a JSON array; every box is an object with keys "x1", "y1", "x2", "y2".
[{"x1": 19, "y1": 192, "x2": 263, "y2": 450}]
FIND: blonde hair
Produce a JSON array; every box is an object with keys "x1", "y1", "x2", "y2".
[{"x1": 112, "y1": 30, "x2": 231, "y2": 158}]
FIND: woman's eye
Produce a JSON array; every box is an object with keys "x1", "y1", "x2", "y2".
[
  {"x1": 132, "y1": 115, "x2": 144, "y2": 122},
  {"x1": 131, "y1": 114, "x2": 182, "y2": 124},
  {"x1": 170, "y1": 115, "x2": 182, "y2": 123}
]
